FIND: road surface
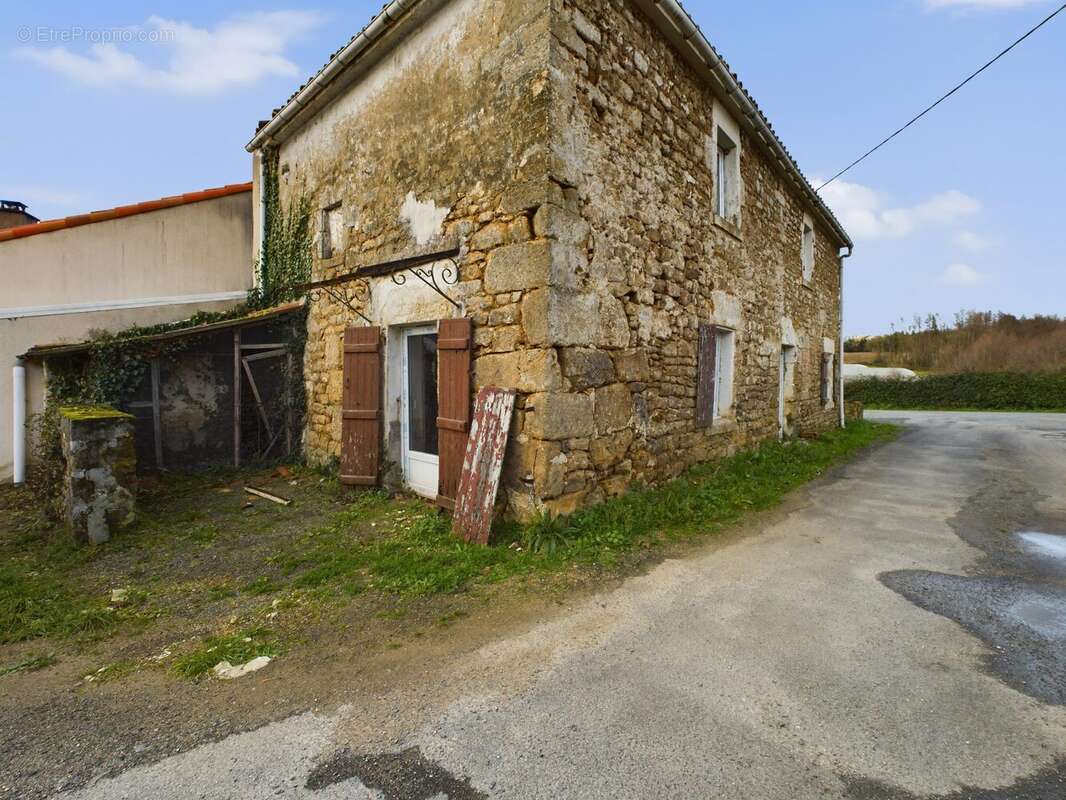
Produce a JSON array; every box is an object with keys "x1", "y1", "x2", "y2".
[{"x1": 58, "y1": 411, "x2": 1066, "y2": 798}]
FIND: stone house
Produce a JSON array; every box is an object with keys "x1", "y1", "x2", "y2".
[{"x1": 246, "y1": 0, "x2": 853, "y2": 518}]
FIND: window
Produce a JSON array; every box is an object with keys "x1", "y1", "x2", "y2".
[
  {"x1": 713, "y1": 328, "x2": 735, "y2": 418},
  {"x1": 696, "y1": 323, "x2": 736, "y2": 427},
  {"x1": 715, "y1": 127, "x2": 739, "y2": 220},
  {"x1": 320, "y1": 201, "x2": 342, "y2": 259},
  {"x1": 801, "y1": 216, "x2": 815, "y2": 282},
  {"x1": 821, "y1": 353, "x2": 835, "y2": 406}
]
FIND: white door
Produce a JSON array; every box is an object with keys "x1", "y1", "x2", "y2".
[{"x1": 401, "y1": 325, "x2": 439, "y2": 498}]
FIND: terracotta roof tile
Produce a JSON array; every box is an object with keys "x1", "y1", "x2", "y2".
[{"x1": 0, "y1": 182, "x2": 252, "y2": 243}]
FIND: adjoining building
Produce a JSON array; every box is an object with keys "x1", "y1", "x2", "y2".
[
  {"x1": 2, "y1": 184, "x2": 254, "y2": 482},
  {"x1": 0, "y1": 200, "x2": 39, "y2": 231},
  {"x1": 246, "y1": 0, "x2": 852, "y2": 517}
]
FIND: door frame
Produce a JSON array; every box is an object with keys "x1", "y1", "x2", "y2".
[{"x1": 400, "y1": 323, "x2": 440, "y2": 499}]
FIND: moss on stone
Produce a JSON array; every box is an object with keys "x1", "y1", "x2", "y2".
[{"x1": 58, "y1": 405, "x2": 134, "y2": 422}]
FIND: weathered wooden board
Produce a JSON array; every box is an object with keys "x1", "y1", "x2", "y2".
[{"x1": 452, "y1": 386, "x2": 516, "y2": 545}]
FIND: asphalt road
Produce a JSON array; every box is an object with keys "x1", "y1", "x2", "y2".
[{"x1": 58, "y1": 411, "x2": 1066, "y2": 799}]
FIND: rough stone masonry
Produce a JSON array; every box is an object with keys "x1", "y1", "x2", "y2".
[
  {"x1": 254, "y1": 0, "x2": 851, "y2": 519},
  {"x1": 59, "y1": 406, "x2": 136, "y2": 544}
]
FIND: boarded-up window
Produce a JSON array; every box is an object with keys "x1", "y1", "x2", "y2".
[
  {"x1": 340, "y1": 325, "x2": 381, "y2": 486},
  {"x1": 696, "y1": 323, "x2": 718, "y2": 428},
  {"x1": 435, "y1": 318, "x2": 472, "y2": 509}
]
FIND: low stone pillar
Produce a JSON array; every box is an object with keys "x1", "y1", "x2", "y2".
[
  {"x1": 845, "y1": 400, "x2": 864, "y2": 422},
  {"x1": 58, "y1": 406, "x2": 137, "y2": 544}
]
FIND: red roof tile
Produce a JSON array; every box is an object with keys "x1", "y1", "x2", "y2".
[{"x1": 0, "y1": 182, "x2": 252, "y2": 243}]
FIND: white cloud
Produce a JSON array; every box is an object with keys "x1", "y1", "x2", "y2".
[
  {"x1": 14, "y1": 11, "x2": 323, "y2": 95},
  {"x1": 926, "y1": 0, "x2": 1046, "y2": 9},
  {"x1": 939, "y1": 263, "x2": 988, "y2": 286},
  {"x1": 953, "y1": 229, "x2": 998, "y2": 253},
  {"x1": 817, "y1": 178, "x2": 981, "y2": 241}
]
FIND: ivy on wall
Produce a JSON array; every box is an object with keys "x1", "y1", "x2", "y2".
[{"x1": 254, "y1": 147, "x2": 313, "y2": 306}]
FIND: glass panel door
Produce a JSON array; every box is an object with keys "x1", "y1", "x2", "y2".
[{"x1": 402, "y1": 327, "x2": 439, "y2": 498}]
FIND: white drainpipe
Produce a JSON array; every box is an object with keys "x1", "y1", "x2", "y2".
[
  {"x1": 838, "y1": 247, "x2": 853, "y2": 428},
  {"x1": 12, "y1": 362, "x2": 26, "y2": 484}
]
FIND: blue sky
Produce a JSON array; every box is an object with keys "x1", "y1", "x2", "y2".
[{"x1": 3, "y1": 0, "x2": 1064, "y2": 335}]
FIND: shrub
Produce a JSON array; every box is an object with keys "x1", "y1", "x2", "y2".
[{"x1": 846, "y1": 372, "x2": 1066, "y2": 411}]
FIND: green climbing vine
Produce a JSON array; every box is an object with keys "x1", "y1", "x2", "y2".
[{"x1": 253, "y1": 147, "x2": 314, "y2": 306}]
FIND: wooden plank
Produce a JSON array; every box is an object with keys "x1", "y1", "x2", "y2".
[
  {"x1": 695, "y1": 322, "x2": 717, "y2": 428},
  {"x1": 452, "y1": 387, "x2": 516, "y2": 545},
  {"x1": 233, "y1": 329, "x2": 241, "y2": 467},
  {"x1": 241, "y1": 348, "x2": 287, "y2": 362},
  {"x1": 436, "y1": 318, "x2": 472, "y2": 509},
  {"x1": 340, "y1": 326, "x2": 382, "y2": 486},
  {"x1": 241, "y1": 358, "x2": 276, "y2": 440},
  {"x1": 244, "y1": 486, "x2": 292, "y2": 506},
  {"x1": 150, "y1": 359, "x2": 164, "y2": 470}
]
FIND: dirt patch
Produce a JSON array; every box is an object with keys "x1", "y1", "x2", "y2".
[{"x1": 841, "y1": 757, "x2": 1066, "y2": 799}]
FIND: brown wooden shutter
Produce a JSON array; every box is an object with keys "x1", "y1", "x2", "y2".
[
  {"x1": 340, "y1": 325, "x2": 382, "y2": 486},
  {"x1": 696, "y1": 323, "x2": 717, "y2": 428},
  {"x1": 436, "y1": 318, "x2": 472, "y2": 510}
]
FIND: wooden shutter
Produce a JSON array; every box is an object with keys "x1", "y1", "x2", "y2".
[
  {"x1": 820, "y1": 354, "x2": 830, "y2": 404},
  {"x1": 436, "y1": 318, "x2": 472, "y2": 510},
  {"x1": 340, "y1": 325, "x2": 381, "y2": 486},
  {"x1": 696, "y1": 323, "x2": 717, "y2": 428}
]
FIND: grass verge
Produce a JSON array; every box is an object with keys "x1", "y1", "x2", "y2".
[{"x1": 273, "y1": 420, "x2": 899, "y2": 600}]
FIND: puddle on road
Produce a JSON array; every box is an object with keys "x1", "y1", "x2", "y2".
[
  {"x1": 1017, "y1": 531, "x2": 1066, "y2": 560},
  {"x1": 1009, "y1": 597, "x2": 1066, "y2": 639},
  {"x1": 306, "y1": 745, "x2": 486, "y2": 798}
]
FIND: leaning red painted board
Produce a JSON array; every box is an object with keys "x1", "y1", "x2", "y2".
[{"x1": 452, "y1": 386, "x2": 516, "y2": 545}]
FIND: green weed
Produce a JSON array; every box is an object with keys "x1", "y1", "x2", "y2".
[
  {"x1": 0, "y1": 652, "x2": 57, "y2": 677},
  {"x1": 173, "y1": 627, "x2": 279, "y2": 679}
]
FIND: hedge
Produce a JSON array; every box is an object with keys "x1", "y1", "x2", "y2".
[{"x1": 845, "y1": 372, "x2": 1066, "y2": 411}]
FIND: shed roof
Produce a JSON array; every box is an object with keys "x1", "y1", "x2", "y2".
[
  {"x1": 0, "y1": 183, "x2": 252, "y2": 244},
  {"x1": 21, "y1": 301, "x2": 303, "y2": 360}
]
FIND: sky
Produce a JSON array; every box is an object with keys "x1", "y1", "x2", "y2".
[{"x1": 3, "y1": 0, "x2": 1064, "y2": 336}]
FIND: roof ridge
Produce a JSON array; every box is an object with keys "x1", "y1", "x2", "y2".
[{"x1": 0, "y1": 182, "x2": 252, "y2": 243}]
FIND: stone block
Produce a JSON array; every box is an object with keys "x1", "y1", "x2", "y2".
[
  {"x1": 593, "y1": 383, "x2": 633, "y2": 434},
  {"x1": 533, "y1": 204, "x2": 590, "y2": 246},
  {"x1": 484, "y1": 241, "x2": 552, "y2": 293},
  {"x1": 474, "y1": 348, "x2": 562, "y2": 393},
  {"x1": 613, "y1": 349, "x2": 651, "y2": 381},
  {"x1": 591, "y1": 428, "x2": 634, "y2": 469},
  {"x1": 525, "y1": 392, "x2": 593, "y2": 440},
  {"x1": 524, "y1": 289, "x2": 626, "y2": 348},
  {"x1": 59, "y1": 406, "x2": 137, "y2": 545},
  {"x1": 560, "y1": 347, "x2": 616, "y2": 390},
  {"x1": 499, "y1": 179, "x2": 565, "y2": 215}
]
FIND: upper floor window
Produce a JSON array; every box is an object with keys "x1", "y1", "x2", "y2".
[
  {"x1": 715, "y1": 127, "x2": 739, "y2": 221},
  {"x1": 320, "y1": 201, "x2": 342, "y2": 259},
  {"x1": 801, "y1": 216, "x2": 815, "y2": 282}
]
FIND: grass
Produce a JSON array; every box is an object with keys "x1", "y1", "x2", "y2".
[
  {"x1": 0, "y1": 421, "x2": 897, "y2": 676},
  {"x1": 271, "y1": 420, "x2": 899, "y2": 600},
  {"x1": 0, "y1": 652, "x2": 57, "y2": 677},
  {"x1": 172, "y1": 627, "x2": 279, "y2": 679}
]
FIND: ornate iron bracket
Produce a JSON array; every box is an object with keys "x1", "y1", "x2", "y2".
[
  {"x1": 389, "y1": 257, "x2": 461, "y2": 309},
  {"x1": 294, "y1": 246, "x2": 463, "y2": 322},
  {"x1": 306, "y1": 279, "x2": 372, "y2": 325}
]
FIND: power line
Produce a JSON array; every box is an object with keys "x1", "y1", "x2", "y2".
[{"x1": 817, "y1": 3, "x2": 1066, "y2": 192}]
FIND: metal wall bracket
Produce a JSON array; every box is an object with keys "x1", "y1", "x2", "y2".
[
  {"x1": 307, "y1": 279, "x2": 372, "y2": 325},
  {"x1": 389, "y1": 258, "x2": 461, "y2": 309},
  {"x1": 295, "y1": 247, "x2": 463, "y2": 321}
]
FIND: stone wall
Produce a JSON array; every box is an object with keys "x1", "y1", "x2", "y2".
[
  {"x1": 271, "y1": 0, "x2": 559, "y2": 494},
  {"x1": 268, "y1": 0, "x2": 847, "y2": 518},
  {"x1": 527, "y1": 0, "x2": 846, "y2": 513}
]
